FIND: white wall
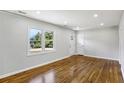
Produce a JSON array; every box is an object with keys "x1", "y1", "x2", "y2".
[
  {"x1": 0, "y1": 11, "x2": 75, "y2": 76},
  {"x1": 77, "y1": 26, "x2": 119, "y2": 60},
  {"x1": 119, "y1": 12, "x2": 124, "y2": 77}
]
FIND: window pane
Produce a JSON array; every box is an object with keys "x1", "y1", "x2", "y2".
[
  {"x1": 29, "y1": 29, "x2": 42, "y2": 51},
  {"x1": 45, "y1": 40, "x2": 53, "y2": 48},
  {"x1": 45, "y1": 32, "x2": 53, "y2": 49}
]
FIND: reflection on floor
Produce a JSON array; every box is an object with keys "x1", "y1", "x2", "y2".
[
  {"x1": 29, "y1": 70, "x2": 55, "y2": 83},
  {"x1": 0, "y1": 55, "x2": 123, "y2": 83}
]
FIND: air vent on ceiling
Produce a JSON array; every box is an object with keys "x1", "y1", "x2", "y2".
[{"x1": 18, "y1": 11, "x2": 27, "y2": 14}]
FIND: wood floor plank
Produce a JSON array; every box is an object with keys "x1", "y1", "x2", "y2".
[{"x1": 0, "y1": 55, "x2": 123, "y2": 83}]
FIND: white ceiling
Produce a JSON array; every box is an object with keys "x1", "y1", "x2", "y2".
[{"x1": 8, "y1": 10, "x2": 123, "y2": 31}]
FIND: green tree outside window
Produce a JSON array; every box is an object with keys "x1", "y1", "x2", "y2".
[{"x1": 45, "y1": 32, "x2": 53, "y2": 48}]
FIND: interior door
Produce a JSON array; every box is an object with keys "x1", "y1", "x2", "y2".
[
  {"x1": 69, "y1": 31, "x2": 75, "y2": 56},
  {"x1": 77, "y1": 32, "x2": 84, "y2": 55}
]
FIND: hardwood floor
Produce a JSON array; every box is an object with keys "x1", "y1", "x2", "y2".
[{"x1": 0, "y1": 55, "x2": 123, "y2": 83}]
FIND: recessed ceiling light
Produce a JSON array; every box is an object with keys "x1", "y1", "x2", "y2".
[
  {"x1": 76, "y1": 26, "x2": 80, "y2": 30},
  {"x1": 74, "y1": 26, "x2": 80, "y2": 30},
  {"x1": 100, "y1": 23, "x2": 104, "y2": 26},
  {"x1": 93, "y1": 14, "x2": 98, "y2": 18},
  {"x1": 36, "y1": 11, "x2": 41, "y2": 14},
  {"x1": 64, "y1": 21, "x2": 68, "y2": 25}
]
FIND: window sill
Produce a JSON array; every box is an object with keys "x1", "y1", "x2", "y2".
[{"x1": 27, "y1": 49, "x2": 56, "y2": 56}]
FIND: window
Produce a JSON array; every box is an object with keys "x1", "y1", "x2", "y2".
[
  {"x1": 45, "y1": 32, "x2": 54, "y2": 50},
  {"x1": 29, "y1": 28, "x2": 42, "y2": 52},
  {"x1": 28, "y1": 28, "x2": 55, "y2": 56}
]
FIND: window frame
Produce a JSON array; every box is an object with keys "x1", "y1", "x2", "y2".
[
  {"x1": 27, "y1": 27, "x2": 56, "y2": 56},
  {"x1": 29, "y1": 28, "x2": 43, "y2": 51},
  {"x1": 44, "y1": 31, "x2": 55, "y2": 51}
]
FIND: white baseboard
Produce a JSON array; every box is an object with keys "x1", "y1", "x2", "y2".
[
  {"x1": 121, "y1": 67, "x2": 124, "y2": 79},
  {"x1": 0, "y1": 55, "x2": 70, "y2": 79},
  {"x1": 83, "y1": 54, "x2": 119, "y2": 61}
]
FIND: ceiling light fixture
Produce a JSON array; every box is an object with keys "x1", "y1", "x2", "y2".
[
  {"x1": 64, "y1": 21, "x2": 68, "y2": 26},
  {"x1": 93, "y1": 14, "x2": 98, "y2": 18},
  {"x1": 36, "y1": 11, "x2": 41, "y2": 14},
  {"x1": 100, "y1": 23, "x2": 104, "y2": 26},
  {"x1": 75, "y1": 26, "x2": 80, "y2": 30}
]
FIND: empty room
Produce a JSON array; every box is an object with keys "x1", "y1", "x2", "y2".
[{"x1": 0, "y1": 10, "x2": 124, "y2": 83}]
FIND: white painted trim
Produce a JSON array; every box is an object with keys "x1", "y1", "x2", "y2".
[
  {"x1": 117, "y1": 59, "x2": 124, "y2": 79},
  {"x1": 28, "y1": 50, "x2": 56, "y2": 56},
  {"x1": 27, "y1": 26, "x2": 56, "y2": 56},
  {"x1": 121, "y1": 66, "x2": 124, "y2": 79},
  {"x1": 0, "y1": 55, "x2": 70, "y2": 79},
  {"x1": 83, "y1": 54, "x2": 119, "y2": 61}
]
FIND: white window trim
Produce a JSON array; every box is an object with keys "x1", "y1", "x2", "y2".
[{"x1": 27, "y1": 26, "x2": 56, "y2": 56}]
